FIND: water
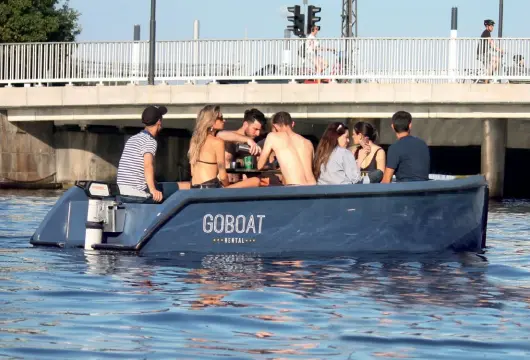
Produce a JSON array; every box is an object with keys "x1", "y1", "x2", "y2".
[{"x1": 1, "y1": 191, "x2": 529, "y2": 359}]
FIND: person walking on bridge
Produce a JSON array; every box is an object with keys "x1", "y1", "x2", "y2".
[{"x1": 477, "y1": 19, "x2": 504, "y2": 84}]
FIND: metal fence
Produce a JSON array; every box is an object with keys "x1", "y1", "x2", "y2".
[{"x1": 1, "y1": 38, "x2": 530, "y2": 85}]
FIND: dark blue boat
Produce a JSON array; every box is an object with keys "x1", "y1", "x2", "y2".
[{"x1": 30, "y1": 175, "x2": 489, "y2": 255}]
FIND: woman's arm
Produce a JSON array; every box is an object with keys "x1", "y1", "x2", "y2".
[
  {"x1": 214, "y1": 139, "x2": 230, "y2": 187},
  {"x1": 343, "y1": 150, "x2": 362, "y2": 184},
  {"x1": 375, "y1": 148, "x2": 386, "y2": 172}
]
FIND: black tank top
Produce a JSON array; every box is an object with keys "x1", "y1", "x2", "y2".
[{"x1": 354, "y1": 148, "x2": 381, "y2": 172}]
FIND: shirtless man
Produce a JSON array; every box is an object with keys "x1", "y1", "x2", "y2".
[{"x1": 257, "y1": 111, "x2": 316, "y2": 186}]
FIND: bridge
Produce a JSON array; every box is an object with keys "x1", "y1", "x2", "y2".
[{"x1": 1, "y1": 37, "x2": 530, "y2": 198}]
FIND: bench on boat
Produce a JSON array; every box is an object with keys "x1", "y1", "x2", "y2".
[{"x1": 74, "y1": 180, "x2": 182, "y2": 204}]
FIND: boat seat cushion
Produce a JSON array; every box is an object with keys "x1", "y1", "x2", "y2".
[{"x1": 75, "y1": 180, "x2": 180, "y2": 203}]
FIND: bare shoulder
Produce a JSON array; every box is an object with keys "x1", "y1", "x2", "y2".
[
  {"x1": 265, "y1": 132, "x2": 280, "y2": 142},
  {"x1": 302, "y1": 136, "x2": 314, "y2": 149},
  {"x1": 210, "y1": 135, "x2": 225, "y2": 146}
]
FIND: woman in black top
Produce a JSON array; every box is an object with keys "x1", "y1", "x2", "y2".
[{"x1": 351, "y1": 122, "x2": 386, "y2": 182}]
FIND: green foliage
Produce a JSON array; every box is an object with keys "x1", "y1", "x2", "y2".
[{"x1": 0, "y1": 0, "x2": 81, "y2": 43}]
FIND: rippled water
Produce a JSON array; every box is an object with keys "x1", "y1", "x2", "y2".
[{"x1": 0, "y1": 190, "x2": 529, "y2": 359}]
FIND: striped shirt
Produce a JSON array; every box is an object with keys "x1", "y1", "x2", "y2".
[{"x1": 116, "y1": 130, "x2": 157, "y2": 191}]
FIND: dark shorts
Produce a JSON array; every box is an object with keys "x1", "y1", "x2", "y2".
[{"x1": 191, "y1": 178, "x2": 222, "y2": 189}]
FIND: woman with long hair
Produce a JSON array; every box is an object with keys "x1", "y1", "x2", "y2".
[
  {"x1": 313, "y1": 122, "x2": 361, "y2": 185},
  {"x1": 351, "y1": 121, "x2": 386, "y2": 173},
  {"x1": 188, "y1": 105, "x2": 229, "y2": 188}
]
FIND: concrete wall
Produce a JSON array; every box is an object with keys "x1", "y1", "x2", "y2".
[
  {"x1": 0, "y1": 111, "x2": 56, "y2": 183},
  {"x1": 55, "y1": 128, "x2": 125, "y2": 183},
  {"x1": 1, "y1": 120, "x2": 192, "y2": 185},
  {"x1": 372, "y1": 118, "x2": 530, "y2": 149}
]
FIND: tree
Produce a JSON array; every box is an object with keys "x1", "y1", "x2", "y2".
[{"x1": 0, "y1": 0, "x2": 81, "y2": 43}]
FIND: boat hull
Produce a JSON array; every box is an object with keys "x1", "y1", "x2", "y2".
[{"x1": 30, "y1": 175, "x2": 489, "y2": 255}]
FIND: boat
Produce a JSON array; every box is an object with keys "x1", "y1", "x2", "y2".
[{"x1": 29, "y1": 175, "x2": 489, "y2": 255}]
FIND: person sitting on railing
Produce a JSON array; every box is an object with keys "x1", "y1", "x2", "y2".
[
  {"x1": 381, "y1": 111, "x2": 430, "y2": 183},
  {"x1": 350, "y1": 121, "x2": 386, "y2": 183},
  {"x1": 314, "y1": 122, "x2": 361, "y2": 185},
  {"x1": 476, "y1": 19, "x2": 504, "y2": 84}
]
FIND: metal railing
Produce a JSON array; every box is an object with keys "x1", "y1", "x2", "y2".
[{"x1": 1, "y1": 38, "x2": 530, "y2": 85}]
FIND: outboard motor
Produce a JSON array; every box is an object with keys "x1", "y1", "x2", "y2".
[
  {"x1": 85, "y1": 199, "x2": 105, "y2": 250},
  {"x1": 75, "y1": 181, "x2": 126, "y2": 250}
]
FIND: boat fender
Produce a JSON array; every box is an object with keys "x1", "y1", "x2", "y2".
[{"x1": 85, "y1": 199, "x2": 104, "y2": 250}]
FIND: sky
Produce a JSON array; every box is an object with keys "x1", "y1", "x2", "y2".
[{"x1": 69, "y1": 0, "x2": 530, "y2": 41}]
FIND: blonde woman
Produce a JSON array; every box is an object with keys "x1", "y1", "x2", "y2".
[
  {"x1": 188, "y1": 105, "x2": 261, "y2": 189},
  {"x1": 188, "y1": 105, "x2": 229, "y2": 189}
]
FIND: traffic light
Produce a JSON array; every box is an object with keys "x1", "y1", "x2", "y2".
[
  {"x1": 307, "y1": 5, "x2": 321, "y2": 34},
  {"x1": 287, "y1": 5, "x2": 305, "y2": 38}
]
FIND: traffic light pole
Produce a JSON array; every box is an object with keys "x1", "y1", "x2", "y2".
[
  {"x1": 148, "y1": 0, "x2": 156, "y2": 85},
  {"x1": 341, "y1": 0, "x2": 357, "y2": 37}
]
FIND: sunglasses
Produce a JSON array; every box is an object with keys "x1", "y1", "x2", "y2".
[{"x1": 217, "y1": 114, "x2": 225, "y2": 122}]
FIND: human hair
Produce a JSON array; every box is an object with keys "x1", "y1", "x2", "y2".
[
  {"x1": 243, "y1": 108, "x2": 266, "y2": 127},
  {"x1": 313, "y1": 122, "x2": 349, "y2": 179},
  {"x1": 271, "y1": 111, "x2": 293, "y2": 127},
  {"x1": 391, "y1": 111, "x2": 412, "y2": 133},
  {"x1": 353, "y1": 121, "x2": 379, "y2": 142},
  {"x1": 188, "y1": 104, "x2": 221, "y2": 166}
]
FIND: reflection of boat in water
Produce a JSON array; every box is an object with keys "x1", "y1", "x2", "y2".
[
  {"x1": 30, "y1": 175, "x2": 489, "y2": 255},
  {"x1": 71, "y1": 250, "x2": 529, "y2": 312}
]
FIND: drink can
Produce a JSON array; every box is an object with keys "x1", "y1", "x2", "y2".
[{"x1": 244, "y1": 156, "x2": 254, "y2": 169}]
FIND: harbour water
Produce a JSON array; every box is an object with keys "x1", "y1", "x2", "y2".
[{"x1": 1, "y1": 190, "x2": 529, "y2": 359}]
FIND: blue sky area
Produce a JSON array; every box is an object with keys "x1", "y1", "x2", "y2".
[{"x1": 70, "y1": 0, "x2": 528, "y2": 41}]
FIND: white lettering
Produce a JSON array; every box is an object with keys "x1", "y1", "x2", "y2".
[
  {"x1": 225, "y1": 215, "x2": 235, "y2": 233},
  {"x1": 202, "y1": 214, "x2": 266, "y2": 234},
  {"x1": 235, "y1": 215, "x2": 245, "y2": 234},
  {"x1": 214, "y1": 214, "x2": 224, "y2": 233},
  {"x1": 203, "y1": 214, "x2": 213, "y2": 233},
  {"x1": 246, "y1": 215, "x2": 256, "y2": 234},
  {"x1": 257, "y1": 215, "x2": 266, "y2": 234}
]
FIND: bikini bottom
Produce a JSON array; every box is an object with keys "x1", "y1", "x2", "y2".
[{"x1": 191, "y1": 178, "x2": 222, "y2": 189}]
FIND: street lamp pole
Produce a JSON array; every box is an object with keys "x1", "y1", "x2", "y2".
[
  {"x1": 148, "y1": 0, "x2": 156, "y2": 85},
  {"x1": 498, "y1": 0, "x2": 503, "y2": 38}
]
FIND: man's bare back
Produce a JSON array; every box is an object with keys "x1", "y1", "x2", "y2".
[{"x1": 258, "y1": 131, "x2": 316, "y2": 185}]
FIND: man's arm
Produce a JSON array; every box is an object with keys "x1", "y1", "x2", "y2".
[
  {"x1": 215, "y1": 131, "x2": 261, "y2": 155},
  {"x1": 381, "y1": 146, "x2": 397, "y2": 184},
  {"x1": 144, "y1": 153, "x2": 162, "y2": 201},
  {"x1": 381, "y1": 168, "x2": 395, "y2": 184},
  {"x1": 257, "y1": 134, "x2": 275, "y2": 170}
]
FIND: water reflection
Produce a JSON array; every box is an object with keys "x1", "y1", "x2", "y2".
[
  {"x1": 1, "y1": 195, "x2": 529, "y2": 359},
  {"x1": 75, "y1": 250, "x2": 530, "y2": 313}
]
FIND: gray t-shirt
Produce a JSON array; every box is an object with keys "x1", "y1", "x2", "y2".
[{"x1": 317, "y1": 147, "x2": 361, "y2": 185}]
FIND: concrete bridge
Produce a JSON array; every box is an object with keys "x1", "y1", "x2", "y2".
[
  {"x1": 1, "y1": 82, "x2": 529, "y2": 198},
  {"x1": 2, "y1": 36, "x2": 530, "y2": 198}
]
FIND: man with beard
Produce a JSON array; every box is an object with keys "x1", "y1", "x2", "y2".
[{"x1": 224, "y1": 108, "x2": 267, "y2": 183}]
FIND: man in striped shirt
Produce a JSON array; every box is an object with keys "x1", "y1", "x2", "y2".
[{"x1": 117, "y1": 105, "x2": 167, "y2": 202}]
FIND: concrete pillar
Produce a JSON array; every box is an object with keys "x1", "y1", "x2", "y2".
[
  {"x1": 481, "y1": 118, "x2": 507, "y2": 199},
  {"x1": 54, "y1": 127, "x2": 125, "y2": 184},
  {"x1": 0, "y1": 111, "x2": 56, "y2": 183}
]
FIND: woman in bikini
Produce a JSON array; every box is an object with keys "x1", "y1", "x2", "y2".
[
  {"x1": 188, "y1": 105, "x2": 229, "y2": 189},
  {"x1": 351, "y1": 122, "x2": 386, "y2": 182},
  {"x1": 188, "y1": 105, "x2": 262, "y2": 189}
]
